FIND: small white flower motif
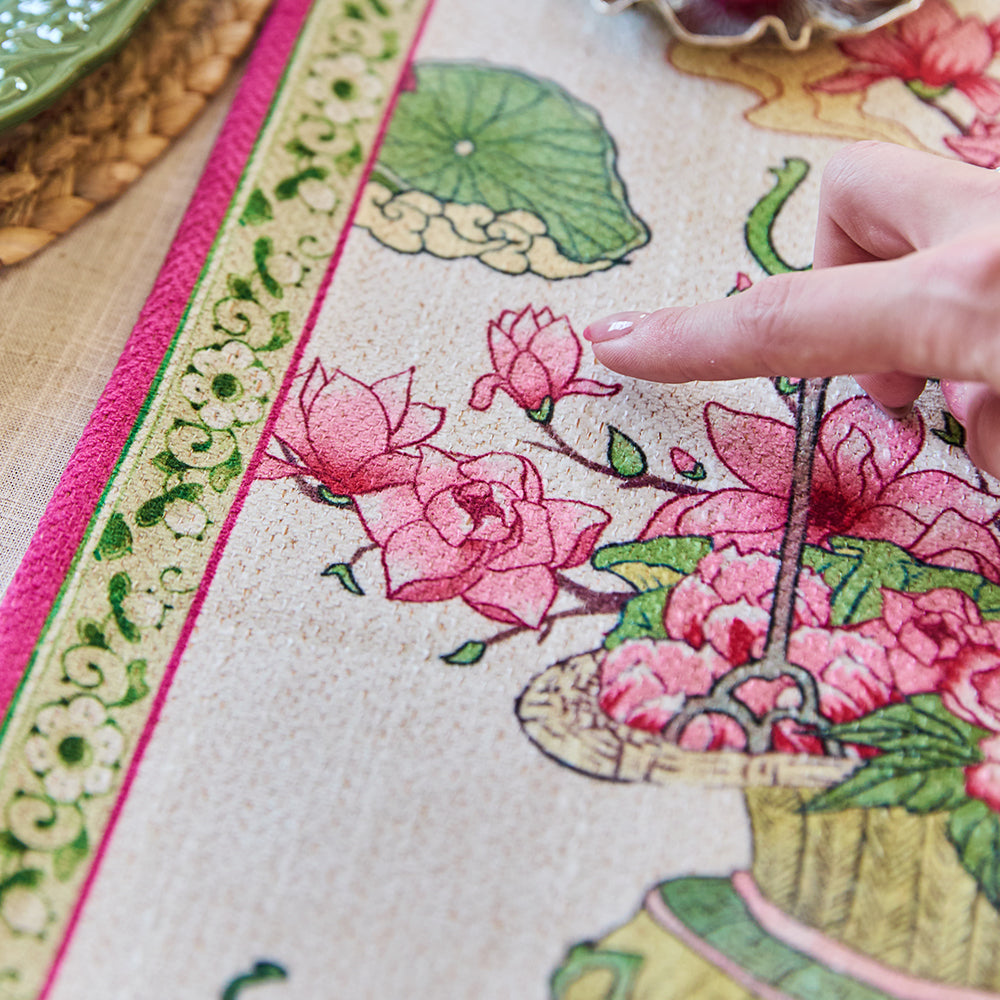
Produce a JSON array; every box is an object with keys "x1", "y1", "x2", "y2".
[
  {"x1": 0, "y1": 884, "x2": 50, "y2": 937},
  {"x1": 163, "y1": 498, "x2": 209, "y2": 538},
  {"x1": 305, "y1": 53, "x2": 384, "y2": 124},
  {"x1": 179, "y1": 340, "x2": 272, "y2": 430},
  {"x1": 24, "y1": 697, "x2": 124, "y2": 804}
]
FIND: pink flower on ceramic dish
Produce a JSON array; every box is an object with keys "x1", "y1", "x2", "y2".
[
  {"x1": 812, "y1": 0, "x2": 1000, "y2": 115},
  {"x1": 258, "y1": 362, "x2": 444, "y2": 495},
  {"x1": 663, "y1": 547, "x2": 831, "y2": 666},
  {"x1": 946, "y1": 117, "x2": 1000, "y2": 167},
  {"x1": 642, "y1": 397, "x2": 1000, "y2": 581},
  {"x1": 353, "y1": 448, "x2": 611, "y2": 627},
  {"x1": 469, "y1": 306, "x2": 620, "y2": 419}
]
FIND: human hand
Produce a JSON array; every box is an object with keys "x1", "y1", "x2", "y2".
[{"x1": 584, "y1": 141, "x2": 1000, "y2": 478}]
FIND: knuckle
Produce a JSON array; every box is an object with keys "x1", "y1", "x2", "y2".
[
  {"x1": 820, "y1": 141, "x2": 884, "y2": 198},
  {"x1": 731, "y1": 277, "x2": 795, "y2": 374},
  {"x1": 909, "y1": 237, "x2": 1000, "y2": 382}
]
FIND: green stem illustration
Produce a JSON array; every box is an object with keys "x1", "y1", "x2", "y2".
[{"x1": 745, "y1": 158, "x2": 811, "y2": 277}]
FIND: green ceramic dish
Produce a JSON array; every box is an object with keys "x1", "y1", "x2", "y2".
[{"x1": 0, "y1": 0, "x2": 159, "y2": 132}]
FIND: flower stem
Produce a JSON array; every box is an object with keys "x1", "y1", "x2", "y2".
[
  {"x1": 555, "y1": 573, "x2": 632, "y2": 615},
  {"x1": 532, "y1": 423, "x2": 706, "y2": 497}
]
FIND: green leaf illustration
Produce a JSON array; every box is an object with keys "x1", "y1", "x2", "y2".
[
  {"x1": 117, "y1": 660, "x2": 151, "y2": 707},
  {"x1": 441, "y1": 640, "x2": 486, "y2": 665},
  {"x1": 239, "y1": 188, "x2": 274, "y2": 226},
  {"x1": 806, "y1": 696, "x2": 987, "y2": 815},
  {"x1": 135, "y1": 495, "x2": 167, "y2": 528},
  {"x1": 948, "y1": 799, "x2": 1000, "y2": 909},
  {"x1": 210, "y1": 447, "x2": 243, "y2": 493},
  {"x1": 775, "y1": 376, "x2": 799, "y2": 396},
  {"x1": 550, "y1": 942, "x2": 642, "y2": 1000},
  {"x1": 259, "y1": 312, "x2": 293, "y2": 352},
  {"x1": 933, "y1": 410, "x2": 967, "y2": 448},
  {"x1": 93, "y1": 513, "x2": 133, "y2": 561},
  {"x1": 227, "y1": 273, "x2": 256, "y2": 301},
  {"x1": 108, "y1": 573, "x2": 140, "y2": 644},
  {"x1": 607, "y1": 426, "x2": 647, "y2": 478},
  {"x1": 77, "y1": 620, "x2": 107, "y2": 648},
  {"x1": 275, "y1": 166, "x2": 328, "y2": 201},
  {"x1": 151, "y1": 449, "x2": 190, "y2": 474},
  {"x1": 803, "y1": 536, "x2": 1000, "y2": 626},
  {"x1": 253, "y1": 237, "x2": 283, "y2": 300},
  {"x1": 593, "y1": 535, "x2": 712, "y2": 592},
  {"x1": 377, "y1": 63, "x2": 649, "y2": 265},
  {"x1": 526, "y1": 396, "x2": 553, "y2": 424},
  {"x1": 53, "y1": 829, "x2": 88, "y2": 882},
  {"x1": 321, "y1": 563, "x2": 364, "y2": 595},
  {"x1": 221, "y1": 960, "x2": 288, "y2": 1000},
  {"x1": 317, "y1": 486, "x2": 353, "y2": 507},
  {"x1": 603, "y1": 589, "x2": 670, "y2": 651}
]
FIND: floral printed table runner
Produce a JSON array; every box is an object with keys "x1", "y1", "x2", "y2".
[{"x1": 4, "y1": 0, "x2": 1000, "y2": 996}]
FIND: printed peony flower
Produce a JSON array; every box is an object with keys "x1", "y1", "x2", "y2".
[
  {"x1": 598, "y1": 638, "x2": 743, "y2": 747},
  {"x1": 811, "y1": 0, "x2": 1000, "y2": 115},
  {"x1": 777, "y1": 627, "x2": 898, "y2": 753},
  {"x1": 24, "y1": 697, "x2": 124, "y2": 803},
  {"x1": 305, "y1": 53, "x2": 385, "y2": 123},
  {"x1": 663, "y1": 546, "x2": 832, "y2": 665},
  {"x1": 945, "y1": 116, "x2": 1000, "y2": 167},
  {"x1": 469, "y1": 306, "x2": 620, "y2": 418},
  {"x1": 259, "y1": 362, "x2": 444, "y2": 496},
  {"x1": 180, "y1": 341, "x2": 272, "y2": 430},
  {"x1": 939, "y1": 643, "x2": 1000, "y2": 731},
  {"x1": 858, "y1": 588, "x2": 1000, "y2": 698},
  {"x1": 353, "y1": 448, "x2": 610, "y2": 627},
  {"x1": 642, "y1": 397, "x2": 1000, "y2": 581},
  {"x1": 964, "y1": 734, "x2": 1000, "y2": 810}
]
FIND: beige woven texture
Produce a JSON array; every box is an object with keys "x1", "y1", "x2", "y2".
[{"x1": 0, "y1": 0, "x2": 270, "y2": 267}]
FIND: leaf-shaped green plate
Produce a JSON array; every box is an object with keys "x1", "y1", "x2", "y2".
[
  {"x1": 0, "y1": 0, "x2": 159, "y2": 132},
  {"x1": 377, "y1": 62, "x2": 649, "y2": 265}
]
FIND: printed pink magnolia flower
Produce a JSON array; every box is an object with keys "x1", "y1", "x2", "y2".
[
  {"x1": 258, "y1": 361, "x2": 444, "y2": 495},
  {"x1": 811, "y1": 0, "x2": 1000, "y2": 115},
  {"x1": 642, "y1": 397, "x2": 1000, "y2": 581},
  {"x1": 670, "y1": 447, "x2": 706, "y2": 481},
  {"x1": 945, "y1": 116, "x2": 1000, "y2": 167},
  {"x1": 965, "y1": 734, "x2": 1000, "y2": 810},
  {"x1": 469, "y1": 306, "x2": 620, "y2": 416},
  {"x1": 664, "y1": 546, "x2": 831, "y2": 665},
  {"x1": 353, "y1": 447, "x2": 611, "y2": 627}
]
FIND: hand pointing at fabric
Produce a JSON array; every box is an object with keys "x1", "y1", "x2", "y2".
[{"x1": 584, "y1": 141, "x2": 1000, "y2": 479}]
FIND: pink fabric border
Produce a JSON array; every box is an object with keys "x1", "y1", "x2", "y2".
[
  {"x1": 0, "y1": 0, "x2": 312, "y2": 709},
  {"x1": 35, "y1": 1, "x2": 435, "y2": 994},
  {"x1": 732, "y1": 870, "x2": 1000, "y2": 1000}
]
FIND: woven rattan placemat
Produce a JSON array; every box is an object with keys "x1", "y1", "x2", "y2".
[{"x1": 0, "y1": 0, "x2": 270, "y2": 267}]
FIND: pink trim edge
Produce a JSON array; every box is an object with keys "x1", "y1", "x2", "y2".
[
  {"x1": 0, "y1": 0, "x2": 312, "y2": 709},
  {"x1": 643, "y1": 886, "x2": 795, "y2": 1000},
  {"x1": 38, "y1": 1, "x2": 436, "y2": 995},
  {"x1": 732, "y1": 870, "x2": 1000, "y2": 1000}
]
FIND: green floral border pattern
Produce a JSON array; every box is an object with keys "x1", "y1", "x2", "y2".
[{"x1": 0, "y1": 0, "x2": 421, "y2": 994}]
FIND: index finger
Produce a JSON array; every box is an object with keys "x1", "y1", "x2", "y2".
[{"x1": 584, "y1": 238, "x2": 1000, "y2": 391}]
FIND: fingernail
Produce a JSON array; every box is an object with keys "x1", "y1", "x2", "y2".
[
  {"x1": 875, "y1": 400, "x2": 913, "y2": 420},
  {"x1": 583, "y1": 311, "x2": 648, "y2": 343}
]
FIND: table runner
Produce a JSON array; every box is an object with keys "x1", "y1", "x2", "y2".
[{"x1": 5, "y1": 0, "x2": 1000, "y2": 995}]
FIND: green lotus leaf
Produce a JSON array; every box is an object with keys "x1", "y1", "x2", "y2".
[{"x1": 377, "y1": 62, "x2": 649, "y2": 265}]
